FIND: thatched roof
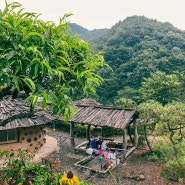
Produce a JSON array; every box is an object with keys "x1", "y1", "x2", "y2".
[
  {"x1": 0, "y1": 96, "x2": 55, "y2": 130},
  {"x1": 66, "y1": 99, "x2": 137, "y2": 130}
]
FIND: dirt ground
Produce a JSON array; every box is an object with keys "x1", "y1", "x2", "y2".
[{"x1": 46, "y1": 128, "x2": 180, "y2": 185}]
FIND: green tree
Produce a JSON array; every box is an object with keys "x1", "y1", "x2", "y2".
[
  {"x1": 138, "y1": 100, "x2": 185, "y2": 180},
  {"x1": 137, "y1": 100, "x2": 162, "y2": 151},
  {"x1": 114, "y1": 86, "x2": 139, "y2": 105},
  {"x1": 160, "y1": 102, "x2": 185, "y2": 157},
  {"x1": 0, "y1": 2, "x2": 105, "y2": 119},
  {"x1": 138, "y1": 100, "x2": 185, "y2": 159},
  {"x1": 139, "y1": 71, "x2": 182, "y2": 105},
  {"x1": 114, "y1": 97, "x2": 136, "y2": 107}
]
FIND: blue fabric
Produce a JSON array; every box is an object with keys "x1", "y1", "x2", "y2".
[{"x1": 91, "y1": 139, "x2": 98, "y2": 149}]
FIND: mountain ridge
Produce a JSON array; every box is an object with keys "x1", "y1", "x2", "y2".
[{"x1": 69, "y1": 16, "x2": 185, "y2": 105}]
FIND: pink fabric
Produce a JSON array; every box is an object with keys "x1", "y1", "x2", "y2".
[
  {"x1": 103, "y1": 152, "x2": 108, "y2": 158},
  {"x1": 98, "y1": 150, "x2": 103, "y2": 155}
]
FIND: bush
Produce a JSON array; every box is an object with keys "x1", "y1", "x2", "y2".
[
  {"x1": 142, "y1": 137, "x2": 173, "y2": 162},
  {"x1": 161, "y1": 157, "x2": 185, "y2": 179},
  {"x1": 0, "y1": 148, "x2": 94, "y2": 185},
  {"x1": 142, "y1": 137, "x2": 185, "y2": 182}
]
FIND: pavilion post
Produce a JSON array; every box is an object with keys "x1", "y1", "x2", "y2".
[
  {"x1": 70, "y1": 122, "x2": 75, "y2": 153},
  {"x1": 120, "y1": 128, "x2": 127, "y2": 163},
  {"x1": 86, "y1": 124, "x2": 91, "y2": 145}
]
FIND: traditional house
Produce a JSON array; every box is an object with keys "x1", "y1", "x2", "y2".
[{"x1": 0, "y1": 95, "x2": 55, "y2": 152}]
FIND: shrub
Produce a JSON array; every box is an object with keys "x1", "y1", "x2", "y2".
[
  {"x1": 161, "y1": 157, "x2": 185, "y2": 179},
  {"x1": 142, "y1": 137, "x2": 173, "y2": 162},
  {"x1": 142, "y1": 137, "x2": 185, "y2": 181},
  {"x1": 0, "y1": 148, "x2": 95, "y2": 185}
]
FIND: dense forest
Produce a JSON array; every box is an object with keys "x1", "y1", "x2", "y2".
[{"x1": 69, "y1": 16, "x2": 185, "y2": 106}]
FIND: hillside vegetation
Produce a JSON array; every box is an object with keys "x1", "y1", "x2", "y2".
[
  {"x1": 70, "y1": 16, "x2": 185, "y2": 105},
  {"x1": 68, "y1": 23, "x2": 108, "y2": 41}
]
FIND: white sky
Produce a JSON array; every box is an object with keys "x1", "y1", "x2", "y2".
[{"x1": 0, "y1": 0, "x2": 185, "y2": 31}]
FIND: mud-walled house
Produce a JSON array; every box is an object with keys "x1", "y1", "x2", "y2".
[{"x1": 0, "y1": 95, "x2": 55, "y2": 153}]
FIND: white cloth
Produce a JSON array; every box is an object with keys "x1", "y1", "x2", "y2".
[
  {"x1": 101, "y1": 140, "x2": 109, "y2": 150},
  {"x1": 86, "y1": 148, "x2": 94, "y2": 155},
  {"x1": 108, "y1": 153, "x2": 116, "y2": 160}
]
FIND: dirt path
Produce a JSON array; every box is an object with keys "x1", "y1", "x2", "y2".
[{"x1": 46, "y1": 128, "x2": 180, "y2": 185}]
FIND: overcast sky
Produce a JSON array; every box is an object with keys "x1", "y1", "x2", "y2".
[{"x1": 0, "y1": 0, "x2": 185, "y2": 31}]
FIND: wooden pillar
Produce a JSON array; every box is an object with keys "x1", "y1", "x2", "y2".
[
  {"x1": 70, "y1": 122, "x2": 75, "y2": 153},
  {"x1": 101, "y1": 126, "x2": 104, "y2": 137},
  {"x1": 134, "y1": 122, "x2": 139, "y2": 147},
  {"x1": 86, "y1": 124, "x2": 91, "y2": 144},
  {"x1": 120, "y1": 128, "x2": 127, "y2": 163}
]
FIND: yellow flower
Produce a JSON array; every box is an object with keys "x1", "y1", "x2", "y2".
[
  {"x1": 178, "y1": 178, "x2": 184, "y2": 183},
  {"x1": 17, "y1": 181, "x2": 32, "y2": 185},
  {"x1": 59, "y1": 173, "x2": 79, "y2": 185}
]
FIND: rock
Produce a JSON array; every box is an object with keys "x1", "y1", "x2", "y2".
[
  {"x1": 168, "y1": 176, "x2": 178, "y2": 182},
  {"x1": 137, "y1": 174, "x2": 145, "y2": 181},
  {"x1": 103, "y1": 160, "x2": 113, "y2": 170}
]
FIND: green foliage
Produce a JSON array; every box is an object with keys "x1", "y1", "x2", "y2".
[
  {"x1": 142, "y1": 138, "x2": 185, "y2": 179},
  {"x1": 138, "y1": 100, "x2": 185, "y2": 179},
  {"x1": 114, "y1": 86, "x2": 139, "y2": 106},
  {"x1": 162, "y1": 158, "x2": 185, "y2": 180},
  {"x1": 114, "y1": 97, "x2": 136, "y2": 108},
  {"x1": 0, "y1": 149, "x2": 11, "y2": 158},
  {"x1": 142, "y1": 137, "x2": 173, "y2": 162},
  {"x1": 1, "y1": 148, "x2": 34, "y2": 184},
  {"x1": 27, "y1": 163, "x2": 55, "y2": 185},
  {"x1": 0, "y1": 148, "x2": 94, "y2": 185},
  {"x1": 78, "y1": 15, "x2": 185, "y2": 105},
  {"x1": 138, "y1": 100, "x2": 162, "y2": 120},
  {"x1": 0, "y1": 2, "x2": 105, "y2": 119},
  {"x1": 139, "y1": 71, "x2": 183, "y2": 105}
]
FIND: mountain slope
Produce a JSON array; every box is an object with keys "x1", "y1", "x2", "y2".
[
  {"x1": 68, "y1": 23, "x2": 108, "y2": 40},
  {"x1": 92, "y1": 16, "x2": 185, "y2": 104},
  {"x1": 69, "y1": 16, "x2": 185, "y2": 105}
]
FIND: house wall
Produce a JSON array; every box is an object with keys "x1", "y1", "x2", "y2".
[
  {"x1": 0, "y1": 125, "x2": 46, "y2": 153},
  {"x1": 19, "y1": 125, "x2": 46, "y2": 152}
]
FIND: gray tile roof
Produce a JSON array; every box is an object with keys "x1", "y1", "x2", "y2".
[
  {"x1": 0, "y1": 96, "x2": 55, "y2": 130},
  {"x1": 60, "y1": 99, "x2": 137, "y2": 129}
]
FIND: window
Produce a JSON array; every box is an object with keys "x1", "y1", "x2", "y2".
[{"x1": 0, "y1": 129, "x2": 18, "y2": 144}]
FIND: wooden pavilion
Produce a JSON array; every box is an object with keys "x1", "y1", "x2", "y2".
[{"x1": 62, "y1": 98, "x2": 139, "y2": 163}]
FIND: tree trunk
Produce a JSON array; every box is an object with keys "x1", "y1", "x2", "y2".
[
  {"x1": 127, "y1": 123, "x2": 134, "y2": 144},
  {"x1": 167, "y1": 123, "x2": 178, "y2": 159},
  {"x1": 134, "y1": 122, "x2": 139, "y2": 147},
  {"x1": 120, "y1": 128, "x2": 127, "y2": 163},
  {"x1": 144, "y1": 124, "x2": 153, "y2": 152},
  {"x1": 86, "y1": 124, "x2": 91, "y2": 146}
]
